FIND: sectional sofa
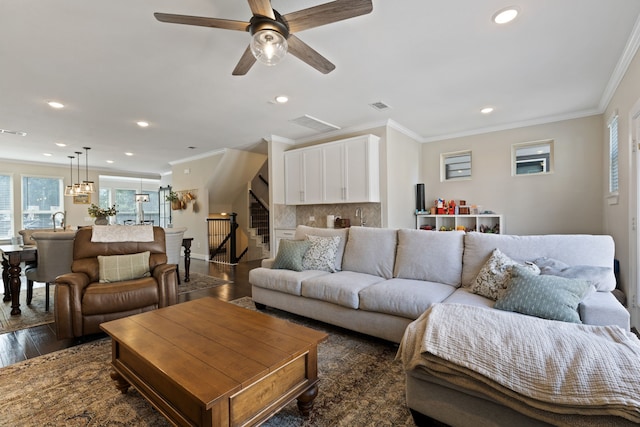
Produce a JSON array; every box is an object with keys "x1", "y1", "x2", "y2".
[
  {"x1": 249, "y1": 225, "x2": 628, "y2": 343},
  {"x1": 249, "y1": 225, "x2": 632, "y2": 426}
]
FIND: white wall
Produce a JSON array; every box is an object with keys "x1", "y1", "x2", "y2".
[
  {"x1": 385, "y1": 125, "x2": 421, "y2": 229},
  {"x1": 603, "y1": 46, "x2": 640, "y2": 327},
  {"x1": 420, "y1": 115, "x2": 604, "y2": 235}
]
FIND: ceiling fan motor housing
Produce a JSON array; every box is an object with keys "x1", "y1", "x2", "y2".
[{"x1": 249, "y1": 11, "x2": 289, "y2": 39}]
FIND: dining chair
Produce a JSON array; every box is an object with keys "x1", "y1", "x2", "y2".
[{"x1": 25, "y1": 231, "x2": 76, "y2": 311}]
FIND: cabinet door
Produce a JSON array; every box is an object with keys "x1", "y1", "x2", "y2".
[
  {"x1": 285, "y1": 148, "x2": 324, "y2": 205},
  {"x1": 284, "y1": 151, "x2": 303, "y2": 204},
  {"x1": 344, "y1": 136, "x2": 380, "y2": 202},
  {"x1": 302, "y1": 147, "x2": 323, "y2": 204},
  {"x1": 322, "y1": 143, "x2": 345, "y2": 203}
]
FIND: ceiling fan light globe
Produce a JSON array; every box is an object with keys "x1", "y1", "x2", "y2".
[{"x1": 250, "y1": 29, "x2": 287, "y2": 66}]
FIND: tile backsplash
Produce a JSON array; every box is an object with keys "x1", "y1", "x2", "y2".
[{"x1": 273, "y1": 203, "x2": 381, "y2": 229}]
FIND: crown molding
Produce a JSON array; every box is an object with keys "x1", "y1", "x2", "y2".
[
  {"x1": 599, "y1": 13, "x2": 640, "y2": 112},
  {"x1": 168, "y1": 149, "x2": 226, "y2": 166}
]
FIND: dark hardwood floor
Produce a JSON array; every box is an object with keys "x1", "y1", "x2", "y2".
[{"x1": 0, "y1": 258, "x2": 261, "y2": 368}]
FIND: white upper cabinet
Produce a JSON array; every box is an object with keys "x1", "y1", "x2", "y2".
[
  {"x1": 285, "y1": 135, "x2": 380, "y2": 205},
  {"x1": 284, "y1": 146, "x2": 323, "y2": 205}
]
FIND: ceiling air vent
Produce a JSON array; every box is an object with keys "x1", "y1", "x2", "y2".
[
  {"x1": 0, "y1": 128, "x2": 27, "y2": 136},
  {"x1": 369, "y1": 101, "x2": 391, "y2": 111},
  {"x1": 290, "y1": 115, "x2": 340, "y2": 132}
]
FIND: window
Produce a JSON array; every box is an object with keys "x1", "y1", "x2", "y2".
[
  {"x1": 441, "y1": 151, "x2": 472, "y2": 181},
  {"x1": 0, "y1": 174, "x2": 13, "y2": 239},
  {"x1": 21, "y1": 175, "x2": 64, "y2": 229},
  {"x1": 512, "y1": 140, "x2": 553, "y2": 176},
  {"x1": 609, "y1": 114, "x2": 619, "y2": 194}
]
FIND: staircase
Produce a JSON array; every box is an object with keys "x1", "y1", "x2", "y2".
[{"x1": 247, "y1": 196, "x2": 270, "y2": 260}]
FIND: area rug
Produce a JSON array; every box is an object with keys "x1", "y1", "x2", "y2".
[
  {"x1": 177, "y1": 271, "x2": 231, "y2": 294},
  {"x1": 0, "y1": 297, "x2": 414, "y2": 426},
  {"x1": 0, "y1": 285, "x2": 53, "y2": 334},
  {"x1": 0, "y1": 273, "x2": 230, "y2": 335}
]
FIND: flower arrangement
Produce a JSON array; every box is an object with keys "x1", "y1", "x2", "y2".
[{"x1": 88, "y1": 203, "x2": 117, "y2": 218}]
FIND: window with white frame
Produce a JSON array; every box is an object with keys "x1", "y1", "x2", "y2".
[
  {"x1": 441, "y1": 151, "x2": 472, "y2": 181},
  {"x1": 0, "y1": 174, "x2": 13, "y2": 239},
  {"x1": 512, "y1": 140, "x2": 553, "y2": 176},
  {"x1": 609, "y1": 113, "x2": 619, "y2": 194},
  {"x1": 21, "y1": 175, "x2": 64, "y2": 229}
]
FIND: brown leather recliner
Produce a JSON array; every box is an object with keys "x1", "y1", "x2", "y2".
[{"x1": 54, "y1": 226, "x2": 178, "y2": 339}]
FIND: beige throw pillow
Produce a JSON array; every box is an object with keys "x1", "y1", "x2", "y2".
[
  {"x1": 98, "y1": 251, "x2": 151, "y2": 283},
  {"x1": 470, "y1": 248, "x2": 540, "y2": 300}
]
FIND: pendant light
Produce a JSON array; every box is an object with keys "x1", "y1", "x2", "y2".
[
  {"x1": 73, "y1": 151, "x2": 84, "y2": 195},
  {"x1": 64, "y1": 155, "x2": 75, "y2": 196},
  {"x1": 81, "y1": 146, "x2": 95, "y2": 193}
]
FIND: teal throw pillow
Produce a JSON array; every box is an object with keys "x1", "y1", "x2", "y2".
[
  {"x1": 272, "y1": 239, "x2": 311, "y2": 272},
  {"x1": 494, "y1": 264, "x2": 593, "y2": 323}
]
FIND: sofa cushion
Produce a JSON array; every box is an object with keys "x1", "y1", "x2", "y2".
[
  {"x1": 301, "y1": 271, "x2": 384, "y2": 309},
  {"x1": 359, "y1": 278, "x2": 457, "y2": 319},
  {"x1": 393, "y1": 229, "x2": 464, "y2": 286},
  {"x1": 97, "y1": 251, "x2": 151, "y2": 283},
  {"x1": 342, "y1": 227, "x2": 397, "y2": 279},
  {"x1": 249, "y1": 267, "x2": 330, "y2": 296},
  {"x1": 461, "y1": 233, "x2": 616, "y2": 291},
  {"x1": 533, "y1": 257, "x2": 613, "y2": 292},
  {"x1": 272, "y1": 239, "x2": 311, "y2": 272},
  {"x1": 469, "y1": 248, "x2": 540, "y2": 300},
  {"x1": 302, "y1": 235, "x2": 341, "y2": 272},
  {"x1": 494, "y1": 265, "x2": 593, "y2": 323},
  {"x1": 295, "y1": 225, "x2": 349, "y2": 271}
]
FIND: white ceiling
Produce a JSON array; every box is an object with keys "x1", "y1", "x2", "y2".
[{"x1": 2, "y1": 0, "x2": 640, "y2": 176}]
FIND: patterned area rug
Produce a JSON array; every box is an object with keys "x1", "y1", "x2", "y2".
[
  {"x1": 0, "y1": 273, "x2": 230, "y2": 335},
  {"x1": 0, "y1": 297, "x2": 414, "y2": 426},
  {"x1": 0, "y1": 285, "x2": 53, "y2": 334}
]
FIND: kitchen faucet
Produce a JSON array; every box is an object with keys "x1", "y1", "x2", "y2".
[
  {"x1": 52, "y1": 211, "x2": 66, "y2": 232},
  {"x1": 355, "y1": 207, "x2": 366, "y2": 227}
]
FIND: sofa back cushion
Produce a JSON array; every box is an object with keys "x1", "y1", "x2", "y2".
[
  {"x1": 342, "y1": 227, "x2": 397, "y2": 279},
  {"x1": 294, "y1": 225, "x2": 349, "y2": 271},
  {"x1": 461, "y1": 233, "x2": 616, "y2": 291},
  {"x1": 394, "y1": 229, "x2": 464, "y2": 287}
]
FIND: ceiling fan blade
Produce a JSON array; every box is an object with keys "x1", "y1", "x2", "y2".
[
  {"x1": 154, "y1": 13, "x2": 249, "y2": 32},
  {"x1": 247, "y1": 0, "x2": 275, "y2": 19},
  {"x1": 283, "y1": 0, "x2": 373, "y2": 33},
  {"x1": 287, "y1": 35, "x2": 335, "y2": 74},
  {"x1": 232, "y1": 46, "x2": 257, "y2": 75}
]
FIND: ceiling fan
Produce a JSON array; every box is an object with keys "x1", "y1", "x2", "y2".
[{"x1": 154, "y1": 0, "x2": 373, "y2": 75}]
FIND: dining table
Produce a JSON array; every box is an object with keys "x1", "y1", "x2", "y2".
[{"x1": 0, "y1": 244, "x2": 37, "y2": 315}]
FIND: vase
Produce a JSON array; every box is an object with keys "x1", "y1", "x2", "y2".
[{"x1": 95, "y1": 216, "x2": 109, "y2": 225}]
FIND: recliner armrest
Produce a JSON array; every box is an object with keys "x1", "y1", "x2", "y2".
[
  {"x1": 152, "y1": 263, "x2": 178, "y2": 307},
  {"x1": 54, "y1": 272, "x2": 91, "y2": 339}
]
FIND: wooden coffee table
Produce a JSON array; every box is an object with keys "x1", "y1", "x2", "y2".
[{"x1": 100, "y1": 297, "x2": 328, "y2": 426}]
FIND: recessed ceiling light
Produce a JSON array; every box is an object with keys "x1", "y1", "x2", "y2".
[
  {"x1": 43, "y1": 153, "x2": 52, "y2": 157},
  {"x1": 481, "y1": 107, "x2": 494, "y2": 114},
  {"x1": 47, "y1": 101, "x2": 65, "y2": 109},
  {"x1": 55, "y1": 142, "x2": 67, "y2": 147},
  {"x1": 136, "y1": 121, "x2": 149, "y2": 128},
  {"x1": 125, "y1": 152, "x2": 133, "y2": 156},
  {"x1": 275, "y1": 95, "x2": 289, "y2": 104},
  {"x1": 492, "y1": 7, "x2": 519, "y2": 24},
  {"x1": 106, "y1": 160, "x2": 114, "y2": 164}
]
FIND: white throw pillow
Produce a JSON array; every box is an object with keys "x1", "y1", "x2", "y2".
[
  {"x1": 302, "y1": 235, "x2": 341, "y2": 272},
  {"x1": 470, "y1": 248, "x2": 540, "y2": 300}
]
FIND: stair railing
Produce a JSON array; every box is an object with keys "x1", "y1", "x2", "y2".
[
  {"x1": 249, "y1": 189, "x2": 270, "y2": 250},
  {"x1": 207, "y1": 213, "x2": 243, "y2": 264}
]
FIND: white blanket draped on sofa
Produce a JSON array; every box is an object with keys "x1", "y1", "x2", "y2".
[{"x1": 397, "y1": 304, "x2": 640, "y2": 426}]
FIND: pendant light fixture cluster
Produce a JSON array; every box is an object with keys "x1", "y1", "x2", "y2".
[{"x1": 64, "y1": 147, "x2": 96, "y2": 196}]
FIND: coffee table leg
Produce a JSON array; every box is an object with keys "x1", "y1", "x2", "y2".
[
  {"x1": 110, "y1": 369, "x2": 131, "y2": 394},
  {"x1": 296, "y1": 383, "x2": 318, "y2": 417}
]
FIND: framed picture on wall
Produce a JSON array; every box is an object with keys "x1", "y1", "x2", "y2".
[{"x1": 73, "y1": 193, "x2": 90, "y2": 204}]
